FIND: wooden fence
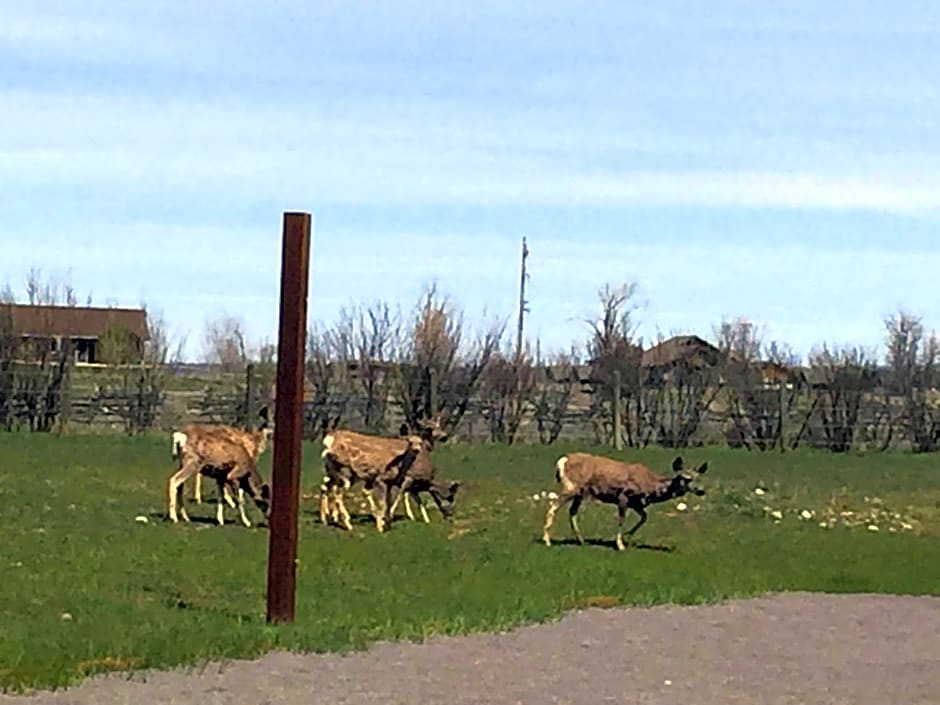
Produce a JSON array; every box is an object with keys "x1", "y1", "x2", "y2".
[{"x1": 2, "y1": 361, "x2": 938, "y2": 453}]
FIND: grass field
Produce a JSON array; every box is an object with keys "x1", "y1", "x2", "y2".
[{"x1": 1, "y1": 434, "x2": 939, "y2": 693}]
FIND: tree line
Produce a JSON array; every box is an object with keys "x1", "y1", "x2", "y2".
[{"x1": 1, "y1": 268, "x2": 938, "y2": 452}]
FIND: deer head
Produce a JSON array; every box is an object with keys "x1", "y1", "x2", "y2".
[
  {"x1": 400, "y1": 415, "x2": 449, "y2": 448},
  {"x1": 669, "y1": 456, "x2": 708, "y2": 498}
]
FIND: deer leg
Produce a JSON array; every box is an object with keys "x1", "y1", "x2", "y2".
[
  {"x1": 627, "y1": 506, "x2": 648, "y2": 536},
  {"x1": 370, "y1": 481, "x2": 389, "y2": 533},
  {"x1": 235, "y1": 484, "x2": 252, "y2": 528},
  {"x1": 362, "y1": 486, "x2": 378, "y2": 515},
  {"x1": 168, "y1": 461, "x2": 197, "y2": 523},
  {"x1": 336, "y1": 477, "x2": 354, "y2": 530},
  {"x1": 168, "y1": 476, "x2": 183, "y2": 523},
  {"x1": 615, "y1": 503, "x2": 628, "y2": 551},
  {"x1": 618, "y1": 505, "x2": 648, "y2": 550},
  {"x1": 320, "y1": 472, "x2": 346, "y2": 527},
  {"x1": 568, "y1": 496, "x2": 584, "y2": 544},
  {"x1": 330, "y1": 489, "x2": 342, "y2": 524},
  {"x1": 336, "y1": 492, "x2": 353, "y2": 531},
  {"x1": 215, "y1": 478, "x2": 226, "y2": 526},
  {"x1": 413, "y1": 491, "x2": 431, "y2": 524},
  {"x1": 388, "y1": 486, "x2": 403, "y2": 518},
  {"x1": 330, "y1": 479, "x2": 353, "y2": 531},
  {"x1": 388, "y1": 477, "x2": 413, "y2": 520},
  {"x1": 194, "y1": 473, "x2": 202, "y2": 504},
  {"x1": 222, "y1": 483, "x2": 237, "y2": 509},
  {"x1": 543, "y1": 493, "x2": 575, "y2": 547},
  {"x1": 318, "y1": 476, "x2": 332, "y2": 524}
]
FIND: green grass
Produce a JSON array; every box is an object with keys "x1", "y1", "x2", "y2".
[{"x1": 1, "y1": 435, "x2": 939, "y2": 693}]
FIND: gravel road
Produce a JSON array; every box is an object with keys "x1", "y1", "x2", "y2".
[{"x1": 4, "y1": 592, "x2": 939, "y2": 705}]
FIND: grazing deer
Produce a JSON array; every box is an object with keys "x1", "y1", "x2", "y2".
[
  {"x1": 168, "y1": 424, "x2": 272, "y2": 527},
  {"x1": 542, "y1": 452, "x2": 707, "y2": 551},
  {"x1": 319, "y1": 426, "x2": 427, "y2": 532},
  {"x1": 170, "y1": 410, "x2": 273, "y2": 506},
  {"x1": 386, "y1": 419, "x2": 459, "y2": 523}
]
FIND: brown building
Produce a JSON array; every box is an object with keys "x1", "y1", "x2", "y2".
[{"x1": 0, "y1": 303, "x2": 150, "y2": 364}]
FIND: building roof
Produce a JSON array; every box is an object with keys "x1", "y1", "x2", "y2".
[
  {"x1": 0, "y1": 304, "x2": 150, "y2": 341},
  {"x1": 640, "y1": 335, "x2": 721, "y2": 369}
]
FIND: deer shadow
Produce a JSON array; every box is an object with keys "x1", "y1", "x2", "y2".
[
  {"x1": 150, "y1": 509, "x2": 268, "y2": 529},
  {"x1": 540, "y1": 537, "x2": 676, "y2": 553}
]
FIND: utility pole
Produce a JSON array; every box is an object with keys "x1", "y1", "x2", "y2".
[{"x1": 515, "y1": 236, "x2": 529, "y2": 362}]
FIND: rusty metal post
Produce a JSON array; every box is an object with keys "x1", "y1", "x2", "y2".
[{"x1": 266, "y1": 212, "x2": 312, "y2": 625}]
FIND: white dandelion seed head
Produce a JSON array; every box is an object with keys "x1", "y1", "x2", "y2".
[
  {"x1": 676, "y1": 502, "x2": 688, "y2": 512},
  {"x1": 754, "y1": 488, "x2": 766, "y2": 496}
]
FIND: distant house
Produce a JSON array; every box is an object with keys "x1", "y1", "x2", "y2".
[
  {"x1": 0, "y1": 303, "x2": 150, "y2": 364},
  {"x1": 641, "y1": 335, "x2": 722, "y2": 371}
]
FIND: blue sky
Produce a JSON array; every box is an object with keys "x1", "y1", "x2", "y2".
[{"x1": 2, "y1": 1, "x2": 938, "y2": 362}]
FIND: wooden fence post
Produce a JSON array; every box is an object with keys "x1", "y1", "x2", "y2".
[
  {"x1": 612, "y1": 370, "x2": 623, "y2": 451},
  {"x1": 245, "y1": 362, "x2": 256, "y2": 428},
  {"x1": 427, "y1": 367, "x2": 439, "y2": 418}
]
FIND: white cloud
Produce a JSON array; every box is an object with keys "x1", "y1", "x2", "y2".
[
  {"x1": 3, "y1": 0, "x2": 940, "y2": 360},
  {"x1": 3, "y1": 79, "x2": 938, "y2": 215}
]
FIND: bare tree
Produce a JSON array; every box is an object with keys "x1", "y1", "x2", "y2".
[
  {"x1": 585, "y1": 282, "x2": 643, "y2": 446},
  {"x1": 397, "y1": 282, "x2": 505, "y2": 433},
  {"x1": 636, "y1": 332, "x2": 723, "y2": 448},
  {"x1": 715, "y1": 318, "x2": 806, "y2": 451},
  {"x1": 325, "y1": 300, "x2": 403, "y2": 432},
  {"x1": 2, "y1": 268, "x2": 84, "y2": 431},
  {"x1": 884, "y1": 311, "x2": 940, "y2": 452},
  {"x1": 24, "y1": 267, "x2": 79, "y2": 306},
  {"x1": 807, "y1": 344, "x2": 878, "y2": 452},
  {"x1": 479, "y1": 346, "x2": 538, "y2": 444},
  {"x1": 102, "y1": 308, "x2": 185, "y2": 435},
  {"x1": 304, "y1": 322, "x2": 343, "y2": 439},
  {"x1": 532, "y1": 349, "x2": 580, "y2": 444},
  {"x1": 202, "y1": 314, "x2": 248, "y2": 372},
  {"x1": 0, "y1": 283, "x2": 14, "y2": 304},
  {"x1": 0, "y1": 303, "x2": 16, "y2": 428}
]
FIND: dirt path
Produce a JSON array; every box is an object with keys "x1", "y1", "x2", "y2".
[{"x1": 4, "y1": 592, "x2": 940, "y2": 705}]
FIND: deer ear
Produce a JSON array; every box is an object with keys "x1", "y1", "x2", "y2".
[
  {"x1": 672, "y1": 456, "x2": 684, "y2": 473},
  {"x1": 697, "y1": 462, "x2": 708, "y2": 474}
]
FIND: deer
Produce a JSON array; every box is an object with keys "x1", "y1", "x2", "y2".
[
  {"x1": 170, "y1": 410, "x2": 273, "y2": 507},
  {"x1": 385, "y1": 419, "x2": 460, "y2": 524},
  {"x1": 542, "y1": 452, "x2": 708, "y2": 551},
  {"x1": 167, "y1": 424, "x2": 272, "y2": 528},
  {"x1": 319, "y1": 427, "x2": 428, "y2": 532}
]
